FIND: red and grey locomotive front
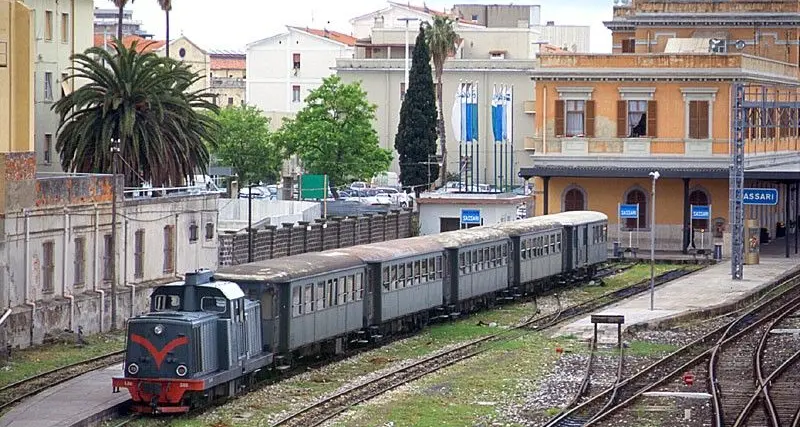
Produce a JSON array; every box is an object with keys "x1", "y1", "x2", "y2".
[{"x1": 113, "y1": 270, "x2": 271, "y2": 414}]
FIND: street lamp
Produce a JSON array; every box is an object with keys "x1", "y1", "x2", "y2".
[
  {"x1": 110, "y1": 138, "x2": 121, "y2": 330},
  {"x1": 648, "y1": 170, "x2": 660, "y2": 311},
  {"x1": 397, "y1": 17, "x2": 419, "y2": 97},
  {"x1": 247, "y1": 183, "x2": 256, "y2": 263}
]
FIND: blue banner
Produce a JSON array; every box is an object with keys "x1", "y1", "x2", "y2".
[
  {"x1": 619, "y1": 204, "x2": 639, "y2": 219},
  {"x1": 691, "y1": 205, "x2": 710, "y2": 220},
  {"x1": 743, "y1": 188, "x2": 779, "y2": 205},
  {"x1": 461, "y1": 209, "x2": 481, "y2": 225}
]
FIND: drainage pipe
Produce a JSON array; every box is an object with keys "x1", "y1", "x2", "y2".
[
  {"x1": 23, "y1": 210, "x2": 35, "y2": 344},
  {"x1": 124, "y1": 219, "x2": 135, "y2": 318},
  {"x1": 62, "y1": 209, "x2": 74, "y2": 331},
  {"x1": 92, "y1": 206, "x2": 104, "y2": 333}
]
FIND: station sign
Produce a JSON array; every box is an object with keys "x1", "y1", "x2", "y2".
[
  {"x1": 619, "y1": 204, "x2": 639, "y2": 219},
  {"x1": 691, "y1": 205, "x2": 710, "y2": 220},
  {"x1": 742, "y1": 188, "x2": 778, "y2": 206},
  {"x1": 460, "y1": 209, "x2": 482, "y2": 225}
]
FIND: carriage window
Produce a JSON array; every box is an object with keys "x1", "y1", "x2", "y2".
[
  {"x1": 391, "y1": 265, "x2": 398, "y2": 290},
  {"x1": 316, "y1": 282, "x2": 326, "y2": 310},
  {"x1": 339, "y1": 277, "x2": 348, "y2": 303},
  {"x1": 292, "y1": 286, "x2": 302, "y2": 316},
  {"x1": 477, "y1": 250, "x2": 483, "y2": 271},
  {"x1": 556, "y1": 234, "x2": 562, "y2": 252},
  {"x1": 484, "y1": 247, "x2": 490, "y2": 269},
  {"x1": 466, "y1": 251, "x2": 473, "y2": 273},
  {"x1": 472, "y1": 250, "x2": 478, "y2": 271},
  {"x1": 436, "y1": 256, "x2": 443, "y2": 278},
  {"x1": 397, "y1": 264, "x2": 405, "y2": 289},
  {"x1": 459, "y1": 253, "x2": 466, "y2": 273},
  {"x1": 383, "y1": 267, "x2": 390, "y2": 291},
  {"x1": 501, "y1": 244, "x2": 508, "y2": 264},
  {"x1": 304, "y1": 284, "x2": 314, "y2": 313},
  {"x1": 326, "y1": 279, "x2": 334, "y2": 307},
  {"x1": 414, "y1": 260, "x2": 421, "y2": 284},
  {"x1": 544, "y1": 237, "x2": 549, "y2": 255},
  {"x1": 521, "y1": 239, "x2": 527, "y2": 259},
  {"x1": 406, "y1": 262, "x2": 414, "y2": 286},
  {"x1": 528, "y1": 239, "x2": 533, "y2": 258},
  {"x1": 490, "y1": 246, "x2": 497, "y2": 267},
  {"x1": 551, "y1": 235, "x2": 556, "y2": 253},
  {"x1": 200, "y1": 296, "x2": 227, "y2": 313},
  {"x1": 153, "y1": 294, "x2": 181, "y2": 311},
  {"x1": 356, "y1": 273, "x2": 364, "y2": 300},
  {"x1": 603, "y1": 225, "x2": 608, "y2": 242},
  {"x1": 345, "y1": 275, "x2": 353, "y2": 303},
  {"x1": 421, "y1": 260, "x2": 429, "y2": 283},
  {"x1": 428, "y1": 258, "x2": 435, "y2": 280}
]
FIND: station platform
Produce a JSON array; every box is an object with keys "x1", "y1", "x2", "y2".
[
  {"x1": 556, "y1": 239, "x2": 800, "y2": 344},
  {"x1": 0, "y1": 363, "x2": 127, "y2": 427}
]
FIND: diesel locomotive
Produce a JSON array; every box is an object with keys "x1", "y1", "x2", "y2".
[{"x1": 113, "y1": 211, "x2": 608, "y2": 413}]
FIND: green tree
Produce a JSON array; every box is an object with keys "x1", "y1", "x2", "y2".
[
  {"x1": 52, "y1": 41, "x2": 219, "y2": 187},
  {"x1": 277, "y1": 75, "x2": 391, "y2": 198},
  {"x1": 210, "y1": 105, "x2": 283, "y2": 186},
  {"x1": 425, "y1": 16, "x2": 459, "y2": 187},
  {"x1": 394, "y1": 26, "x2": 438, "y2": 193}
]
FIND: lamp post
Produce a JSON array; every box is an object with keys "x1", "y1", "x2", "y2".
[
  {"x1": 247, "y1": 183, "x2": 255, "y2": 263},
  {"x1": 110, "y1": 138, "x2": 121, "y2": 330},
  {"x1": 648, "y1": 170, "x2": 660, "y2": 311},
  {"x1": 397, "y1": 17, "x2": 419, "y2": 97}
]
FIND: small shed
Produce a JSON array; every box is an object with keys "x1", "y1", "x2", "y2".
[{"x1": 416, "y1": 192, "x2": 532, "y2": 235}]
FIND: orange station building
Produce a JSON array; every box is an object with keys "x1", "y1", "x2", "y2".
[{"x1": 520, "y1": 0, "x2": 800, "y2": 253}]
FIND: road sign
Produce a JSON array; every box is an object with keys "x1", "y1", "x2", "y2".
[
  {"x1": 300, "y1": 174, "x2": 327, "y2": 200},
  {"x1": 461, "y1": 209, "x2": 481, "y2": 225},
  {"x1": 619, "y1": 204, "x2": 639, "y2": 219},
  {"x1": 691, "y1": 205, "x2": 710, "y2": 220},
  {"x1": 742, "y1": 188, "x2": 778, "y2": 206}
]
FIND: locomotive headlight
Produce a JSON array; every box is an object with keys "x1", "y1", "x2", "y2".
[
  {"x1": 127, "y1": 363, "x2": 139, "y2": 375},
  {"x1": 176, "y1": 364, "x2": 188, "y2": 377},
  {"x1": 153, "y1": 324, "x2": 164, "y2": 335}
]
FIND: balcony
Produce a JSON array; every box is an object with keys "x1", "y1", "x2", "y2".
[
  {"x1": 526, "y1": 137, "x2": 800, "y2": 158},
  {"x1": 210, "y1": 77, "x2": 245, "y2": 89}
]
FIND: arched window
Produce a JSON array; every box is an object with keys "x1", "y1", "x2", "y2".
[
  {"x1": 690, "y1": 189, "x2": 710, "y2": 230},
  {"x1": 564, "y1": 188, "x2": 585, "y2": 211},
  {"x1": 625, "y1": 189, "x2": 648, "y2": 229}
]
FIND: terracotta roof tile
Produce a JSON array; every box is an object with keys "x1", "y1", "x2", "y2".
[
  {"x1": 291, "y1": 26, "x2": 357, "y2": 46},
  {"x1": 93, "y1": 34, "x2": 166, "y2": 53},
  {"x1": 210, "y1": 56, "x2": 245, "y2": 70}
]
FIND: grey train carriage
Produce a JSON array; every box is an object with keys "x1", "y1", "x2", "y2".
[
  {"x1": 213, "y1": 252, "x2": 368, "y2": 358},
  {"x1": 550, "y1": 211, "x2": 608, "y2": 274}
]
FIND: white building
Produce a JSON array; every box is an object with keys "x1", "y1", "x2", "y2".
[
  {"x1": 246, "y1": 26, "x2": 356, "y2": 114},
  {"x1": 22, "y1": 0, "x2": 94, "y2": 173},
  {"x1": 416, "y1": 192, "x2": 530, "y2": 235}
]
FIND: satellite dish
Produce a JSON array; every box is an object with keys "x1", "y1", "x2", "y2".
[{"x1": 735, "y1": 39, "x2": 746, "y2": 50}]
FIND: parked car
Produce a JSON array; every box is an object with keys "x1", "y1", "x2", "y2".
[
  {"x1": 350, "y1": 181, "x2": 369, "y2": 191},
  {"x1": 238, "y1": 186, "x2": 273, "y2": 200},
  {"x1": 375, "y1": 187, "x2": 412, "y2": 207}
]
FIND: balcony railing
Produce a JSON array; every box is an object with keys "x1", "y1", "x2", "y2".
[{"x1": 525, "y1": 137, "x2": 800, "y2": 157}]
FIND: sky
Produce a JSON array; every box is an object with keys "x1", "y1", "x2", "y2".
[{"x1": 94, "y1": 0, "x2": 614, "y2": 53}]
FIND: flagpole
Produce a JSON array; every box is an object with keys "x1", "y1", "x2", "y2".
[
  {"x1": 459, "y1": 81, "x2": 464, "y2": 191},
  {"x1": 492, "y1": 84, "x2": 497, "y2": 192},
  {"x1": 475, "y1": 81, "x2": 480, "y2": 190},
  {"x1": 509, "y1": 84, "x2": 515, "y2": 190}
]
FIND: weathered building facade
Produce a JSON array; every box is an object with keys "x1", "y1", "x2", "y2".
[
  {"x1": 209, "y1": 50, "x2": 246, "y2": 108},
  {"x1": 521, "y1": 0, "x2": 800, "y2": 252}
]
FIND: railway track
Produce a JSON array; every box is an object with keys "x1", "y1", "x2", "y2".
[
  {"x1": 543, "y1": 269, "x2": 800, "y2": 427},
  {"x1": 729, "y1": 303, "x2": 800, "y2": 427},
  {"x1": 271, "y1": 267, "x2": 695, "y2": 427},
  {"x1": 0, "y1": 350, "x2": 125, "y2": 414}
]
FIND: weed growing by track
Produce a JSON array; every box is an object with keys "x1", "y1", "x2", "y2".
[{"x1": 0, "y1": 331, "x2": 125, "y2": 388}]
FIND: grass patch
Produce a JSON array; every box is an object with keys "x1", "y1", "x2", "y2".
[
  {"x1": 625, "y1": 340, "x2": 679, "y2": 357},
  {"x1": 0, "y1": 331, "x2": 125, "y2": 388}
]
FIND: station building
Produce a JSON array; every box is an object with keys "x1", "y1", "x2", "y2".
[{"x1": 520, "y1": 0, "x2": 800, "y2": 252}]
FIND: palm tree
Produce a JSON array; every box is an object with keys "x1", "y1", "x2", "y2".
[
  {"x1": 52, "y1": 41, "x2": 219, "y2": 187},
  {"x1": 425, "y1": 16, "x2": 458, "y2": 187},
  {"x1": 157, "y1": 0, "x2": 172, "y2": 57},
  {"x1": 111, "y1": 0, "x2": 133, "y2": 41}
]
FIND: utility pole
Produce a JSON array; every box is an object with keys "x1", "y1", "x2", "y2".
[
  {"x1": 649, "y1": 170, "x2": 660, "y2": 311},
  {"x1": 247, "y1": 183, "x2": 255, "y2": 262},
  {"x1": 110, "y1": 138, "x2": 120, "y2": 329},
  {"x1": 397, "y1": 17, "x2": 419, "y2": 96}
]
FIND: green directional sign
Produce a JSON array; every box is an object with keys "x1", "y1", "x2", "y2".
[{"x1": 300, "y1": 174, "x2": 327, "y2": 200}]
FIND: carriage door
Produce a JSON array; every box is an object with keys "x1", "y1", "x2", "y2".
[
  {"x1": 582, "y1": 226, "x2": 589, "y2": 265},
  {"x1": 233, "y1": 298, "x2": 247, "y2": 361},
  {"x1": 259, "y1": 290, "x2": 276, "y2": 352}
]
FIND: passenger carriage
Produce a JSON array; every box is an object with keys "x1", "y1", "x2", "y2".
[
  {"x1": 213, "y1": 252, "x2": 368, "y2": 360},
  {"x1": 547, "y1": 211, "x2": 609, "y2": 275},
  {"x1": 489, "y1": 217, "x2": 565, "y2": 294}
]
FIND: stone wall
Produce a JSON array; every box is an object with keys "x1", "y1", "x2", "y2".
[{"x1": 219, "y1": 209, "x2": 417, "y2": 266}]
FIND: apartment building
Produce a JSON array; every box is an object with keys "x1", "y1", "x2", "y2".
[
  {"x1": 521, "y1": 0, "x2": 800, "y2": 251},
  {"x1": 209, "y1": 49, "x2": 246, "y2": 108}
]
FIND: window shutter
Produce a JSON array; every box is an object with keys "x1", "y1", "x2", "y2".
[
  {"x1": 554, "y1": 100, "x2": 565, "y2": 136},
  {"x1": 698, "y1": 101, "x2": 710, "y2": 139},
  {"x1": 689, "y1": 101, "x2": 699, "y2": 139},
  {"x1": 585, "y1": 100, "x2": 595, "y2": 138},
  {"x1": 617, "y1": 100, "x2": 627, "y2": 138},
  {"x1": 647, "y1": 100, "x2": 657, "y2": 138}
]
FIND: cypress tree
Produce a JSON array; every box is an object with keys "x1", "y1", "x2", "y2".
[{"x1": 394, "y1": 26, "x2": 438, "y2": 193}]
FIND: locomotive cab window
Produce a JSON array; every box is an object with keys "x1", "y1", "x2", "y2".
[
  {"x1": 201, "y1": 296, "x2": 227, "y2": 313},
  {"x1": 154, "y1": 294, "x2": 181, "y2": 311}
]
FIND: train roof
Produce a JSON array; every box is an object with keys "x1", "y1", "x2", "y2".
[
  {"x1": 213, "y1": 251, "x2": 364, "y2": 283},
  {"x1": 489, "y1": 217, "x2": 562, "y2": 236},
  {"x1": 158, "y1": 279, "x2": 245, "y2": 300},
  {"x1": 546, "y1": 211, "x2": 608, "y2": 226},
  {"x1": 336, "y1": 236, "x2": 444, "y2": 262},
  {"x1": 429, "y1": 226, "x2": 509, "y2": 249}
]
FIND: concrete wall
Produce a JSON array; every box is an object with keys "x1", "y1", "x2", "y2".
[
  {"x1": 1, "y1": 185, "x2": 220, "y2": 348},
  {"x1": 453, "y1": 4, "x2": 541, "y2": 28},
  {"x1": 21, "y1": 0, "x2": 93, "y2": 173},
  {"x1": 336, "y1": 59, "x2": 536, "y2": 183},
  {"x1": 247, "y1": 28, "x2": 353, "y2": 114},
  {"x1": 218, "y1": 209, "x2": 417, "y2": 266},
  {"x1": 217, "y1": 198, "x2": 321, "y2": 231}
]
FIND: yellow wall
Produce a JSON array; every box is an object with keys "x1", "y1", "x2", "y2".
[
  {"x1": 534, "y1": 177, "x2": 730, "y2": 225},
  {"x1": 0, "y1": 0, "x2": 33, "y2": 154}
]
